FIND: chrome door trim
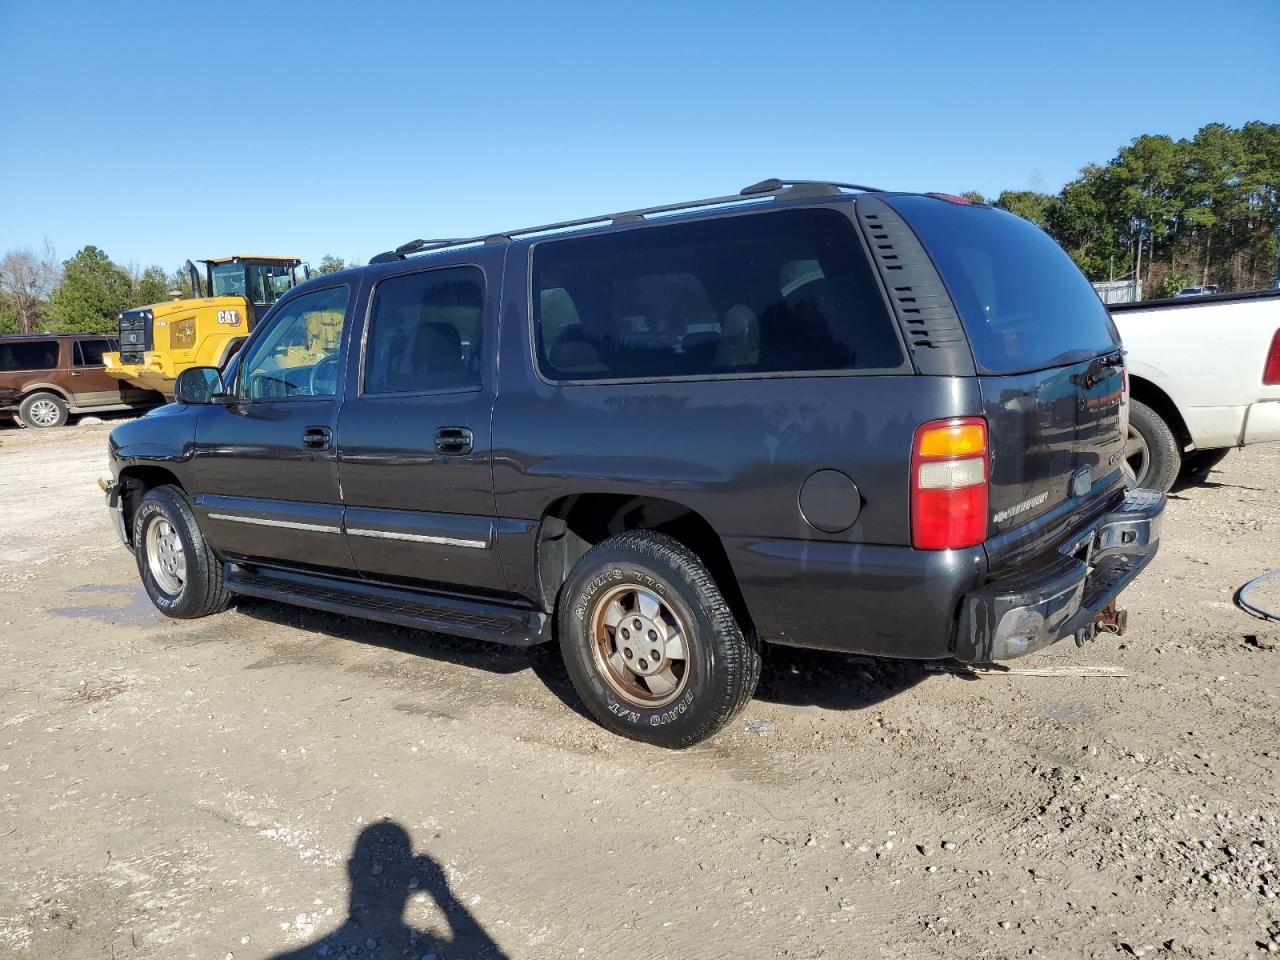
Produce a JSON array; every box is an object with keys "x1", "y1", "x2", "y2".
[
  {"x1": 344, "y1": 527, "x2": 488, "y2": 549},
  {"x1": 207, "y1": 513, "x2": 342, "y2": 535}
]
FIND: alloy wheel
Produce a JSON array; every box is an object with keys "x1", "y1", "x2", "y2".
[
  {"x1": 145, "y1": 517, "x2": 187, "y2": 595},
  {"x1": 1124, "y1": 427, "x2": 1150, "y2": 489},
  {"x1": 590, "y1": 584, "x2": 690, "y2": 708},
  {"x1": 27, "y1": 398, "x2": 61, "y2": 427}
]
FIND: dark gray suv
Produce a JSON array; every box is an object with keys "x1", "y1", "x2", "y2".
[{"x1": 103, "y1": 179, "x2": 1164, "y2": 747}]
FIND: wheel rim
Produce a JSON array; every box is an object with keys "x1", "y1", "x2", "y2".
[
  {"x1": 28, "y1": 399, "x2": 60, "y2": 427},
  {"x1": 589, "y1": 584, "x2": 690, "y2": 708},
  {"x1": 145, "y1": 517, "x2": 187, "y2": 596},
  {"x1": 1124, "y1": 426, "x2": 1150, "y2": 488}
]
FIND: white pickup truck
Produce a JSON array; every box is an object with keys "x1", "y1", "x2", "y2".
[{"x1": 1110, "y1": 289, "x2": 1280, "y2": 491}]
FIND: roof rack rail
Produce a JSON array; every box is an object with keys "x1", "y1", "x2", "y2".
[
  {"x1": 739, "y1": 178, "x2": 884, "y2": 195},
  {"x1": 369, "y1": 178, "x2": 883, "y2": 263}
]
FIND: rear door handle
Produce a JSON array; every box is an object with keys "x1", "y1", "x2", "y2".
[
  {"x1": 435, "y1": 426, "x2": 473, "y2": 455},
  {"x1": 302, "y1": 426, "x2": 332, "y2": 450}
]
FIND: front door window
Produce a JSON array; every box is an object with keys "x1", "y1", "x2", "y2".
[{"x1": 236, "y1": 286, "x2": 349, "y2": 401}]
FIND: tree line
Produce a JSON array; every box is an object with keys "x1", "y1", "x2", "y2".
[
  {"x1": 0, "y1": 248, "x2": 358, "y2": 336},
  {"x1": 965, "y1": 121, "x2": 1280, "y2": 297}
]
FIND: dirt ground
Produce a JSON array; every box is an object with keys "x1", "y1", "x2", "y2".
[{"x1": 1, "y1": 417, "x2": 1278, "y2": 960}]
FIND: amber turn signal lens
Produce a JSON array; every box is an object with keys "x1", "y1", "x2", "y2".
[{"x1": 916, "y1": 422, "x2": 987, "y2": 458}]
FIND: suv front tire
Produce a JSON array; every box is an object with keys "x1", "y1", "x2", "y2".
[
  {"x1": 133, "y1": 484, "x2": 231, "y2": 619},
  {"x1": 557, "y1": 531, "x2": 761, "y2": 748}
]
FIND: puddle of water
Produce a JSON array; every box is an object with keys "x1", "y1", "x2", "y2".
[
  {"x1": 393, "y1": 702, "x2": 459, "y2": 721},
  {"x1": 52, "y1": 583, "x2": 159, "y2": 624},
  {"x1": 1039, "y1": 703, "x2": 1098, "y2": 724}
]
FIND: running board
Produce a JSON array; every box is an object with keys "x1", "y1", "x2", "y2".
[{"x1": 224, "y1": 563, "x2": 551, "y2": 647}]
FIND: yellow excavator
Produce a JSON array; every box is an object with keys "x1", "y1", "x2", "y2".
[{"x1": 104, "y1": 255, "x2": 319, "y2": 396}]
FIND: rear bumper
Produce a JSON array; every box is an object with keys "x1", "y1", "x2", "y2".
[
  {"x1": 1242, "y1": 400, "x2": 1280, "y2": 445},
  {"x1": 954, "y1": 488, "x2": 1164, "y2": 662}
]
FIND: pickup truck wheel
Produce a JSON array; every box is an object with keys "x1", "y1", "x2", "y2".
[
  {"x1": 18, "y1": 392, "x2": 68, "y2": 428},
  {"x1": 133, "y1": 484, "x2": 231, "y2": 619},
  {"x1": 1125, "y1": 400, "x2": 1181, "y2": 493},
  {"x1": 557, "y1": 531, "x2": 761, "y2": 748}
]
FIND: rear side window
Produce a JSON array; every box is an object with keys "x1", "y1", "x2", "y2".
[
  {"x1": 363, "y1": 266, "x2": 484, "y2": 395},
  {"x1": 0, "y1": 340, "x2": 59, "y2": 372},
  {"x1": 75, "y1": 339, "x2": 113, "y2": 366},
  {"x1": 888, "y1": 196, "x2": 1119, "y2": 374},
  {"x1": 532, "y1": 208, "x2": 903, "y2": 381}
]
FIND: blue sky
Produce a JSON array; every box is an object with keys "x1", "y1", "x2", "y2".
[{"x1": 1, "y1": 0, "x2": 1277, "y2": 272}]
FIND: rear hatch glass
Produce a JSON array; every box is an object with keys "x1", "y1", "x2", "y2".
[
  {"x1": 886, "y1": 196, "x2": 1120, "y2": 375},
  {"x1": 888, "y1": 195, "x2": 1126, "y2": 545}
]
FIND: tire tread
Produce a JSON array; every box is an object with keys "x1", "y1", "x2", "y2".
[
  {"x1": 1128, "y1": 399, "x2": 1181, "y2": 493},
  {"x1": 559, "y1": 530, "x2": 761, "y2": 748},
  {"x1": 137, "y1": 484, "x2": 231, "y2": 618}
]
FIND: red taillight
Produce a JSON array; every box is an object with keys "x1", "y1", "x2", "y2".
[
  {"x1": 911, "y1": 417, "x2": 989, "y2": 550},
  {"x1": 1264, "y1": 329, "x2": 1280, "y2": 386},
  {"x1": 925, "y1": 192, "x2": 975, "y2": 205}
]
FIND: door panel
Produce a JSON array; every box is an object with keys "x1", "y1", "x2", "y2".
[
  {"x1": 70, "y1": 339, "x2": 126, "y2": 407},
  {"x1": 189, "y1": 284, "x2": 354, "y2": 570},
  {"x1": 193, "y1": 492, "x2": 346, "y2": 563},
  {"x1": 192, "y1": 399, "x2": 353, "y2": 569},
  {"x1": 335, "y1": 258, "x2": 506, "y2": 595}
]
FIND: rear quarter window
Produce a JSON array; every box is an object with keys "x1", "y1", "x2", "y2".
[
  {"x1": 531, "y1": 207, "x2": 904, "y2": 381},
  {"x1": 0, "y1": 340, "x2": 60, "y2": 372},
  {"x1": 888, "y1": 196, "x2": 1119, "y2": 374}
]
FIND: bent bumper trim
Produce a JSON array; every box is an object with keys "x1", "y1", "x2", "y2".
[{"x1": 956, "y1": 488, "x2": 1164, "y2": 662}]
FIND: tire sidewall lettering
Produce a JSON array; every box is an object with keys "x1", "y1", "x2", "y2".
[
  {"x1": 603, "y1": 687, "x2": 695, "y2": 727},
  {"x1": 573, "y1": 566, "x2": 667, "y2": 621},
  {"x1": 573, "y1": 562, "x2": 693, "y2": 729},
  {"x1": 136, "y1": 499, "x2": 184, "y2": 611}
]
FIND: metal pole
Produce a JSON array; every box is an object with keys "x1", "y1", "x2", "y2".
[{"x1": 1135, "y1": 223, "x2": 1143, "y2": 297}]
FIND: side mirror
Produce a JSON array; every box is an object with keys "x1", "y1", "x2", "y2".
[{"x1": 174, "y1": 366, "x2": 226, "y2": 405}]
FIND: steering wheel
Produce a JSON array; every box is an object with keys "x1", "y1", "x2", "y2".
[{"x1": 308, "y1": 353, "x2": 340, "y2": 395}]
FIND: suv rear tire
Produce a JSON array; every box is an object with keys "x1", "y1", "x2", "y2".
[
  {"x1": 19, "y1": 392, "x2": 68, "y2": 428},
  {"x1": 557, "y1": 531, "x2": 761, "y2": 748},
  {"x1": 133, "y1": 484, "x2": 231, "y2": 619},
  {"x1": 1125, "y1": 400, "x2": 1181, "y2": 493}
]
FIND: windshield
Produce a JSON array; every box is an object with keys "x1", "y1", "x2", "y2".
[
  {"x1": 210, "y1": 262, "x2": 246, "y2": 298},
  {"x1": 888, "y1": 196, "x2": 1120, "y2": 375}
]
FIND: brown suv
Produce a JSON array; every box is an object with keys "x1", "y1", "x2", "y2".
[{"x1": 0, "y1": 334, "x2": 162, "y2": 428}]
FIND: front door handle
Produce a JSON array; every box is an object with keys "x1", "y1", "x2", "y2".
[
  {"x1": 302, "y1": 426, "x2": 332, "y2": 450},
  {"x1": 435, "y1": 426, "x2": 473, "y2": 455}
]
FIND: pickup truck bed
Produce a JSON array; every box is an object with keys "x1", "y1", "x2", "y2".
[{"x1": 1109, "y1": 288, "x2": 1280, "y2": 490}]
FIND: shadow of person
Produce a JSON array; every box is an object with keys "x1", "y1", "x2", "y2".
[{"x1": 270, "y1": 821, "x2": 509, "y2": 959}]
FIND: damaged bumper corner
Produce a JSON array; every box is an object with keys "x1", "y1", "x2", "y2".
[{"x1": 956, "y1": 488, "x2": 1165, "y2": 662}]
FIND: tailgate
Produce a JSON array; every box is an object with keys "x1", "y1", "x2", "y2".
[{"x1": 981, "y1": 358, "x2": 1126, "y2": 533}]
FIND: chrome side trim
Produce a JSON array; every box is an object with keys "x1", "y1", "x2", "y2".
[
  {"x1": 207, "y1": 513, "x2": 341, "y2": 535},
  {"x1": 344, "y1": 527, "x2": 488, "y2": 549}
]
